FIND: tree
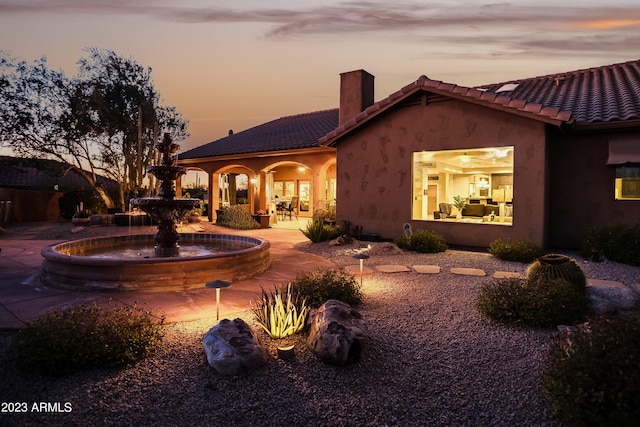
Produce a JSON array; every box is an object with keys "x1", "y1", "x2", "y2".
[{"x1": 0, "y1": 49, "x2": 189, "y2": 209}]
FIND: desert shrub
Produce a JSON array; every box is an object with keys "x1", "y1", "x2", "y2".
[
  {"x1": 394, "y1": 229, "x2": 447, "y2": 253},
  {"x1": 542, "y1": 312, "x2": 640, "y2": 426},
  {"x1": 301, "y1": 220, "x2": 342, "y2": 243},
  {"x1": 488, "y1": 238, "x2": 544, "y2": 263},
  {"x1": 11, "y1": 302, "x2": 164, "y2": 377},
  {"x1": 526, "y1": 253, "x2": 587, "y2": 292},
  {"x1": 519, "y1": 277, "x2": 592, "y2": 327},
  {"x1": 581, "y1": 224, "x2": 640, "y2": 266},
  {"x1": 476, "y1": 277, "x2": 591, "y2": 327},
  {"x1": 291, "y1": 269, "x2": 362, "y2": 308},
  {"x1": 251, "y1": 283, "x2": 308, "y2": 339},
  {"x1": 216, "y1": 205, "x2": 260, "y2": 230},
  {"x1": 476, "y1": 278, "x2": 528, "y2": 323}
]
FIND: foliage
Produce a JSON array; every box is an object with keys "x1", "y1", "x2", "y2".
[
  {"x1": 476, "y1": 277, "x2": 591, "y2": 328},
  {"x1": 301, "y1": 219, "x2": 342, "y2": 243},
  {"x1": 0, "y1": 49, "x2": 188, "y2": 208},
  {"x1": 394, "y1": 229, "x2": 448, "y2": 253},
  {"x1": 10, "y1": 302, "x2": 164, "y2": 377},
  {"x1": 313, "y1": 199, "x2": 336, "y2": 223},
  {"x1": 215, "y1": 204, "x2": 260, "y2": 229},
  {"x1": 542, "y1": 311, "x2": 640, "y2": 426},
  {"x1": 581, "y1": 224, "x2": 640, "y2": 266},
  {"x1": 452, "y1": 195, "x2": 467, "y2": 211},
  {"x1": 291, "y1": 269, "x2": 362, "y2": 309},
  {"x1": 488, "y1": 238, "x2": 544, "y2": 263},
  {"x1": 526, "y1": 253, "x2": 587, "y2": 292},
  {"x1": 58, "y1": 187, "x2": 106, "y2": 219},
  {"x1": 251, "y1": 284, "x2": 308, "y2": 339}
]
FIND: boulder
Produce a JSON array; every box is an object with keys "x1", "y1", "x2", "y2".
[
  {"x1": 307, "y1": 300, "x2": 367, "y2": 366},
  {"x1": 367, "y1": 242, "x2": 403, "y2": 256},
  {"x1": 587, "y1": 284, "x2": 639, "y2": 316},
  {"x1": 202, "y1": 318, "x2": 268, "y2": 376}
]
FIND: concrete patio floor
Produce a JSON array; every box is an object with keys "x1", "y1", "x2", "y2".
[{"x1": 0, "y1": 220, "x2": 332, "y2": 329}]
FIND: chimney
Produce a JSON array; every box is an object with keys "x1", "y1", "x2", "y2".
[{"x1": 339, "y1": 69, "x2": 374, "y2": 126}]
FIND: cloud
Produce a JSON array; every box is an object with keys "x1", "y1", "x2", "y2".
[{"x1": 1, "y1": 0, "x2": 639, "y2": 56}]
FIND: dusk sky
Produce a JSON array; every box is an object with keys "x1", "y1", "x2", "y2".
[{"x1": 1, "y1": 0, "x2": 639, "y2": 152}]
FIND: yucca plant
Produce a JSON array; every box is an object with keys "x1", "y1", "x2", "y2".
[{"x1": 251, "y1": 283, "x2": 308, "y2": 339}]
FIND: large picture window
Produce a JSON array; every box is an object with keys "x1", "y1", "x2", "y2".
[
  {"x1": 615, "y1": 165, "x2": 640, "y2": 200},
  {"x1": 412, "y1": 147, "x2": 514, "y2": 225}
]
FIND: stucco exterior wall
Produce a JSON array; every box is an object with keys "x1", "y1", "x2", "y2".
[
  {"x1": 548, "y1": 130, "x2": 640, "y2": 248},
  {"x1": 335, "y1": 98, "x2": 548, "y2": 247}
]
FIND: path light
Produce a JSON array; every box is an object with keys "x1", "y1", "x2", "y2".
[
  {"x1": 353, "y1": 252, "x2": 370, "y2": 286},
  {"x1": 205, "y1": 280, "x2": 231, "y2": 321}
]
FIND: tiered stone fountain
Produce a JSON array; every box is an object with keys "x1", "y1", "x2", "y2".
[
  {"x1": 40, "y1": 134, "x2": 271, "y2": 292},
  {"x1": 130, "y1": 133, "x2": 199, "y2": 256}
]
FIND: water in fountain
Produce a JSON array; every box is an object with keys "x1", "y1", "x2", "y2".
[{"x1": 130, "y1": 133, "x2": 200, "y2": 257}]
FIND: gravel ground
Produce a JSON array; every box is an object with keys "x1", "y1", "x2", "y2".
[{"x1": 1, "y1": 225, "x2": 639, "y2": 426}]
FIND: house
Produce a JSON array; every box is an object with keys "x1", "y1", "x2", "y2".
[
  {"x1": 0, "y1": 156, "x2": 118, "y2": 222},
  {"x1": 320, "y1": 62, "x2": 640, "y2": 248},
  {"x1": 178, "y1": 110, "x2": 338, "y2": 223},
  {"x1": 180, "y1": 59, "x2": 639, "y2": 248}
]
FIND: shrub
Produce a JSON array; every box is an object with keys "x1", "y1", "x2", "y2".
[
  {"x1": 581, "y1": 224, "x2": 640, "y2": 266},
  {"x1": 526, "y1": 253, "x2": 587, "y2": 292},
  {"x1": 488, "y1": 238, "x2": 544, "y2": 263},
  {"x1": 58, "y1": 187, "x2": 106, "y2": 219},
  {"x1": 251, "y1": 283, "x2": 308, "y2": 339},
  {"x1": 476, "y1": 276, "x2": 591, "y2": 327},
  {"x1": 542, "y1": 312, "x2": 640, "y2": 426},
  {"x1": 476, "y1": 278, "x2": 528, "y2": 324},
  {"x1": 216, "y1": 205, "x2": 260, "y2": 230},
  {"x1": 11, "y1": 302, "x2": 164, "y2": 377},
  {"x1": 292, "y1": 269, "x2": 362, "y2": 308},
  {"x1": 394, "y1": 229, "x2": 447, "y2": 253},
  {"x1": 301, "y1": 220, "x2": 342, "y2": 243}
]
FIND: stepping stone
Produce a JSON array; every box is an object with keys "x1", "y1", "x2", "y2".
[
  {"x1": 376, "y1": 264, "x2": 410, "y2": 273},
  {"x1": 413, "y1": 265, "x2": 441, "y2": 274},
  {"x1": 344, "y1": 265, "x2": 374, "y2": 275},
  {"x1": 587, "y1": 279, "x2": 626, "y2": 289},
  {"x1": 450, "y1": 267, "x2": 486, "y2": 277},
  {"x1": 493, "y1": 271, "x2": 524, "y2": 279}
]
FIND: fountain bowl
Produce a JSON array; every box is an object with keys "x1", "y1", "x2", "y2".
[{"x1": 40, "y1": 233, "x2": 270, "y2": 292}]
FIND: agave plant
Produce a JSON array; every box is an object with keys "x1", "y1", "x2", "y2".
[{"x1": 251, "y1": 283, "x2": 308, "y2": 339}]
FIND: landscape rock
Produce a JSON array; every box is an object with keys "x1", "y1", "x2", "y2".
[
  {"x1": 367, "y1": 242, "x2": 403, "y2": 256},
  {"x1": 307, "y1": 299, "x2": 367, "y2": 366},
  {"x1": 587, "y1": 284, "x2": 639, "y2": 315},
  {"x1": 329, "y1": 234, "x2": 355, "y2": 246},
  {"x1": 202, "y1": 318, "x2": 268, "y2": 376}
]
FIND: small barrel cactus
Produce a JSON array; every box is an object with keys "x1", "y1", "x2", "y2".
[{"x1": 526, "y1": 253, "x2": 587, "y2": 291}]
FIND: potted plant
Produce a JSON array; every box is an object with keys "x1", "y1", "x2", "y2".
[
  {"x1": 187, "y1": 204, "x2": 203, "y2": 223},
  {"x1": 251, "y1": 209, "x2": 270, "y2": 228},
  {"x1": 452, "y1": 196, "x2": 466, "y2": 220}
]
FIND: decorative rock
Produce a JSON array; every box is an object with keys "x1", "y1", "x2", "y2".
[
  {"x1": 367, "y1": 242, "x2": 404, "y2": 256},
  {"x1": 307, "y1": 299, "x2": 367, "y2": 366},
  {"x1": 70, "y1": 226, "x2": 86, "y2": 234},
  {"x1": 202, "y1": 318, "x2": 268, "y2": 376},
  {"x1": 587, "y1": 282, "x2": 639, "y2": 315},
  {"x1": 329, "y1": 234, "x2": 355, "y2": 246}
]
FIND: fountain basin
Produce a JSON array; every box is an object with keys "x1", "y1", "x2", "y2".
[{"x1": 40, "y1": 234, "x2": 270, "y2": 292}]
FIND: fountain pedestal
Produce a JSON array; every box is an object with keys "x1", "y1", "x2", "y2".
[{"x1": 130, "y1": 133, "x2": 199, "y2": 256}]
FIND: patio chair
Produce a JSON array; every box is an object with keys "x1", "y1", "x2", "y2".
[{"x1": 284, "y1": 196, "x2": 299, "y2": 220}]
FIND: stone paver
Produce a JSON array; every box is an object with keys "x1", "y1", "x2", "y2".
[
  {"x1": 587, "y1": 279, "x2": 626, "y2": 288},
  {"x1": 413, "y1": 265, "x2": 441, "y2": 274},
  {"x1": 376, "y1": 265, "x2": 411, "y2": 273},
  {"x1": 493, "y1": 271, "x2": 525, "y2": 279},
  {"x1": 450, "y1": 267, "x2": 486, "y2": 277},
  {"x1": 344, "y1": 265, "x2": 375, "y2": 276}
]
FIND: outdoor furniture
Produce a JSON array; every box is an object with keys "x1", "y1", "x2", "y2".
[{"x1": 284, "y1": 196, "x2": 299, "y2": 220}]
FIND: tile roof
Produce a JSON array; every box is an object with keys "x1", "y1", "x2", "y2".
[
  {"x1": 477, "y1": 59, "x2": 640, "y2": 126},
  {"x1": 179, "y1": 109, "x2": 339, "y2": 160},
  {"x1": 0, "y1": 156, "x2": 117, "y2": 192},
  {"x1": 320, "y1": 59, "x2": 640, "y2": 146}
]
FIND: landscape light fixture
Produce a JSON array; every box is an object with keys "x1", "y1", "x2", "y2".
[
  {"x1": 353, "y1": 252, "x2": 370, "y2": 286},
  {"x1": 205, "y1": 280, "x2": 231, "y2": 321}
]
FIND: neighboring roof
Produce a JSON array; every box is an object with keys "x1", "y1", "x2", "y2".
[
  {"x1": 179, "y1": 109, "x2": 339, "y2": 160},
  {"x1": 320, "y1": 59, "x2": 640, "y2": 147},
  {"x1": 0, "y1": 156, "x2": 117, "y2": 192}
]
